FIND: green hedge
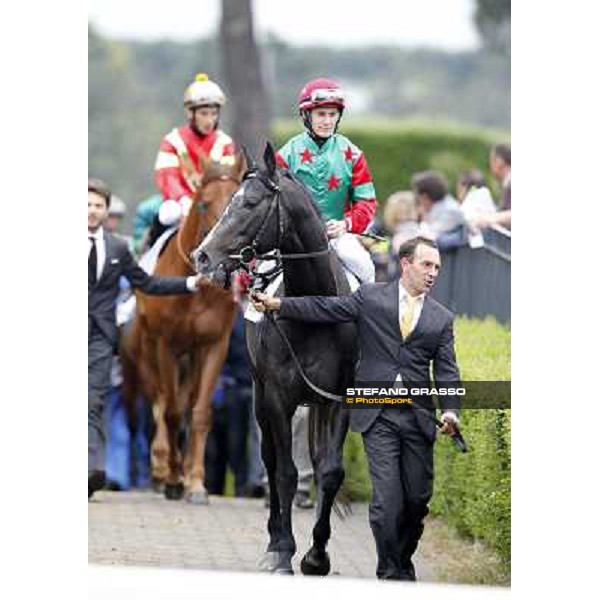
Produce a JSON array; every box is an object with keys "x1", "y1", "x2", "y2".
[
  {"x1": 273, "y1": 120, "x2": 509, "y2": 211},
  {"x1": 342, "y1": 316, "x2": 511, "y2": 567}
]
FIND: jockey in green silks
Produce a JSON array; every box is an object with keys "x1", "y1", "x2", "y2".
[{"x1": 275, "y1": 77, "x2": 377, "y2": 283}]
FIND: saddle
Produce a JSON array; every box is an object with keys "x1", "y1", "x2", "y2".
[{"x1": 138, "y1": 226, "x2": 178, "y2": 275}]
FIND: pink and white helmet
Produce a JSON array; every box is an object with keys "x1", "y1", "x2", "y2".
[{"x1": 297, "y1": 78, "x2": 346, "y2": 113}]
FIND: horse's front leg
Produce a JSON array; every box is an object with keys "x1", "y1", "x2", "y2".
[
  {"x1": 256, "y1": 406, "x2": 284, "y2": 571},
  {"x1": 301, "y1": 405, "x2": 350, "y2": 576},
  {"x1": 156, "y1": 338, "x2": 184, "y2": 500},
  {"x1": 143, "y1": 338, "x2": 169, "y2": 492},
  {"x1": 266, "y1": 396, "x2": 298, "y2": 575},
  {"x1": 184, "y1": 341, "x2": 228, "y2": 505}
]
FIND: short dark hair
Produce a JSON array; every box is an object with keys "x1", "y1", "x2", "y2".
[
  {"x1": 88, "y1": 178, "x2": 111, "y2": 207},
  {"x1": 492, "y1": 143, "x2": 511, "y2": 166},
  {"x1": 457, "y1": 169, "x2": 486, "y2": 190},
  {"x1": 398, "y1": 236, "x2": 438, "y2": 261},
  {"x1": 411, "y1": 171, "x2": 448, "y2": 203}
]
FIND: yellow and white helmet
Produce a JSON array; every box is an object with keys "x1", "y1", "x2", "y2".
[{"x1": 183, "y1": 73, "x2": 227, "y2": 109}]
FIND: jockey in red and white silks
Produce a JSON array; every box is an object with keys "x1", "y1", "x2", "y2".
[{"x1": 154, "y1": 73, "x2": 235, "y2": 226}]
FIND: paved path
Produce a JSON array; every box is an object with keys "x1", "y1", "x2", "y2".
[{"x1": 88, "y1": 490, "x2": 435, "y2": 580}]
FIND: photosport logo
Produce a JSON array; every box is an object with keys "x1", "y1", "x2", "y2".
[{"x1": 342, "y1": 382, "x2": 510, "y2": 410}]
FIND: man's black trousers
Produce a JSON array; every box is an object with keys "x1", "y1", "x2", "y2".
[
  {"x1": 88, "y1": 324, "x2": 114, "y2": 473},
  {"x1": 362, "y1": 408, "x2": 434, "y2": 581}
]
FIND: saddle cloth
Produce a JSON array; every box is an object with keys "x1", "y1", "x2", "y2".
[
  {"x1": 138, "y1": 226, "x2": 178, "y2": 274},
  {"x1": 116, "y1": 227, "x2": 178, "y2": 326}
]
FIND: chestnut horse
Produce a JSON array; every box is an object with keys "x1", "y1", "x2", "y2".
[{"x1": 122, "y1": 153, "x2": 245, "y2": 504}]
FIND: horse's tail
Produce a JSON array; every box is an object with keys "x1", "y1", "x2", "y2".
[{"x1": 307, "y1": 403, "x2": 322, "y2": 471}]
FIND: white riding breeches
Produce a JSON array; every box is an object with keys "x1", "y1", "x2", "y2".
[{"x1": 329, "y1": 232, "x2": 375, "y2": 283}]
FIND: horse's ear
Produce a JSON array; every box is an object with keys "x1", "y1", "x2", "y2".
[
  {"x1": 263, "y1": 140, "x2": 277, "y2": 178},
  {"x1": 235, "y1": 149, "x2": 248, "y2": 179}
]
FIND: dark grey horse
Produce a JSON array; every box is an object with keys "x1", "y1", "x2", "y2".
[{"x1": 192, "y1": 142, "x2": 357, "y2": 575}]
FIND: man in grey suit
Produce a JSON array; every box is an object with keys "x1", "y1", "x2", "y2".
[
  {"x1": 251, "y1": 236, "x2": 460, "y2": 581},
  {"x1": 88, "y1": 178, "x2": 201, "y2": 499}
]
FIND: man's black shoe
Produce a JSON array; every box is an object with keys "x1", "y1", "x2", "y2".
[{"x1": 88, "y1": 470, "x2": 106, "y2": 499}]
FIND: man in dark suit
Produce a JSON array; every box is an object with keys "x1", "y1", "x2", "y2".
[
  {"x1": 251, "y1": 236, "x2": 460, "y2": 581},
  {"x1": 88, "y1": 178, "x2": 201, "y2": 499}
]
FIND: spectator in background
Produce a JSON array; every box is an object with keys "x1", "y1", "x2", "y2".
[
  {"x1": 490, "y1": 144, "x2": 511, "y2": 210},
  {"x1": 384, "y1": 191, "x2": 421, "y2": 255},
  {"x1": 205, "y1": 307, "x2": 253, "y2": 497},
  {"x1": 456, "y1": 170, "x2": 497, "y2": 246},
  {"x1": 363, "y1": 191, "x2": 420, "y2": 281},
  {"x1": 456, "y1": 169, "x2": 485, "y2": 203},
  {"x1": 471, "y1": 144, "x2": 511, "y2": 230},
  {"x1": 105, "y1": 196, "x2": 127, "y2": 235},
  {"x1": 132, "y1": 195, "x2": 162, "y2": 256},
  {"x1": 411, "y1": 170, "x2": 467, "y2": 251}
]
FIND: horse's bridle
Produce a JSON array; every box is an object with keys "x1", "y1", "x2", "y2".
[
  {"x1": 177, "y1": 173, "x2": 243, "y2": 273},
  {"x1": 227, "y1": 171, "x2": 332, "y2": 290}
]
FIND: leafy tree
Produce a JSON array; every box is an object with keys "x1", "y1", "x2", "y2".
[{"x1": 474, "y1": 0, "x2": 511, "y2": 56}]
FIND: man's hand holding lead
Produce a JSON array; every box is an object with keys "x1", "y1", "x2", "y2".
[{"x1": 250, "y1": 292, "x2": 281, "y2": 313}]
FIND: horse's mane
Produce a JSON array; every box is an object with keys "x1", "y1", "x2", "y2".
[
  {"x1": 202, "y1": 159, "x2": 240, "y2": 185},
  {"x1": 278, "y1": 169, "x2": 328, "y2": 239},
  {"x1": 276, "y1": 168, "x2": 349, "y2": 296}
]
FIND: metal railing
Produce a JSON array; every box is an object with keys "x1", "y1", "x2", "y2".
[{"x1": 431, "y1": 225, "x2": 511, "y2": 324}]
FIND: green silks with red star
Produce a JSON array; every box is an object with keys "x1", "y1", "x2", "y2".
[{"x1": 275, "y1": 132, "x2": 377, "y2": 233}]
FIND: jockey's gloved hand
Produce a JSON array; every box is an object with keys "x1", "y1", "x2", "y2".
[
  {"x1": 158, "y1": 199, "x2": 183, "y2": 226},
  {"x1": 326, "y1": 219, "x2": 347, "y2": 239}
]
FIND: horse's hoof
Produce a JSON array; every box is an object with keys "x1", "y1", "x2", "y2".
[
  {"x1": 258, "y1": 551, "x2": 278, "y2": 572},
  {"x1": 164, "y1": 482, "x2": 184, "y2": 500},
  {"x1": 300, "y1": 547, "x2": 331, "y2": 576},
  {"x1": 151, "y1": 479, "x2": 165, "y2": 494},
  {"x1": 186, "y1": 490, "x2": 209, "y2": 505},
  {"x1": 258, "y1": 551, "x2": 294, "y2": 574}
]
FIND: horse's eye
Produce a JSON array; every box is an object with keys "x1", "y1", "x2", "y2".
[{"x1": 245, "y1": 194, "x2": 263, "y2": 207}]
